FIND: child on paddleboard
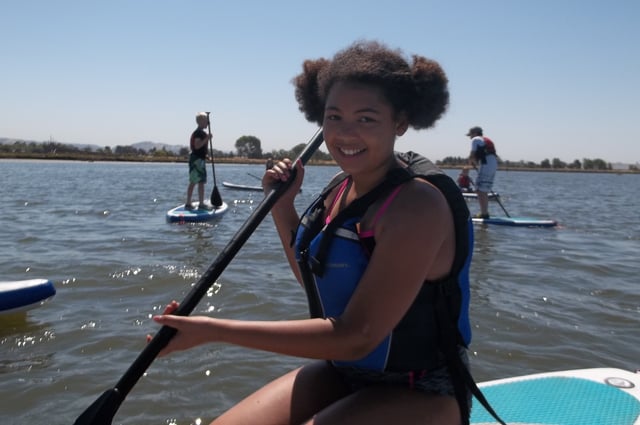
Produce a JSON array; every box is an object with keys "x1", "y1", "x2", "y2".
[
  {"x1": 152, "y1": 40, "x2": 480, "y2": 425},
  {"x1": 457, "y1": 166, "x2": 474, "y2": 192},
  {"x1": 185, "y1": 112, "x2": 213, "y2": 211}
]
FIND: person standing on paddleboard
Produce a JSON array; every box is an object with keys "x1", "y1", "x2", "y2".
[
  {"x1": 185, "y1": 112, "x2": 213, "y2": 211},
  {"x1": 152, "y1": 40, "x2": 480, "y2": 425},
  {"x1": 467, "y1": 126, "x2": 497, "y2": 218}
]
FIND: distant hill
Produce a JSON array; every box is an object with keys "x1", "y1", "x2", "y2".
[
  {"x1": 0, "y1": 137, "x2": 183, "y2": 154},
  {"x1": 130, "y1": 141, "x2": 183, "y2": 154}
]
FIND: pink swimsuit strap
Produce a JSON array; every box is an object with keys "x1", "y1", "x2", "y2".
[
  {"x1": 325, "y1": 178, "x2": 351, "y2": 225},
  {"x1": 326, "y1": 177, "x2": 405, "y2": 235},
  {"x1": 359, "y1": 185, "x2": 404, "y2": 238}
]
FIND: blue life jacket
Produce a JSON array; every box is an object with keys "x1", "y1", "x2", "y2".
[
  {"x1": 294, "y1": 151, "x2": 473, "y2": 372},
  {"x1": 293, "y1": 151, "x2": 505, "y2": 425}
]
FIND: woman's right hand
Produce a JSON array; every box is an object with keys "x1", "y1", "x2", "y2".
[{"x1": 147, "y1": 301, "x2": 214, "y2": 357}]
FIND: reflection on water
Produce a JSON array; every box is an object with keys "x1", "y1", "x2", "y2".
[
  {"x1": 0, "y1": 313, "x2": 56, "y2": 375},
  {"x1": 0, "y1": 352, "x2": 55, "y2": 374}
]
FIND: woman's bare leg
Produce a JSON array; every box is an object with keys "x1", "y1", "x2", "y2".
[
  {"x1": 309, "y1": 385, "x2": 460, "y2": 425},
  {"x1": 211, "y1": 360, "x2": 350, "y2": 425}
]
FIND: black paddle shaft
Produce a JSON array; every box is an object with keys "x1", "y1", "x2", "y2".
[
  {"x1": 73, "y1": 129, "x2": 324, "y2": 425},
  {"x1": 207, "y1": 112, "x2": 224, "y2": 207},
  {"x1": 206, "y1": 112, "x2": 218, "y2": 187}
]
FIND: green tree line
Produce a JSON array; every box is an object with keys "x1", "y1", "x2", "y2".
[
  {"x1": 0, "y1": 136, "x2": 334, "y2": 163},
  {"x1": 437, "y1": 155, "x2": 636, "y2": 171},
  {"x1": 1, "y1": 138, "x2": 636, "y2": 171}
]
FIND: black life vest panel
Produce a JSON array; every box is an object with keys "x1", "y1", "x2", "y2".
[{"x1": 190, "y1": 128, "x2": 208, "y2": 159}]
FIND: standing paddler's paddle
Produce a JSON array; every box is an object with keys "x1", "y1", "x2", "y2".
[
  {"x1": 491, "y1": 190, "x2": 510, "y2": 217},
  {"x1": 73, "y1": 129, "x2": 324, "y2": 425},
  {"x1": 247, "y1": 172, "x2": 263, "y2": 181},
  {"x1": 207, "y1": 112, "x2": 223, "y2": 208}
]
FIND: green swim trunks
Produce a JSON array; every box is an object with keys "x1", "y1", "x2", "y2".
[{"x1": 189, "y1": 155, "x2": 207, "y2": 184}]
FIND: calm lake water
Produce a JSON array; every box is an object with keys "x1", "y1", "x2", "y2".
[{"x1": 1, "y1": 158, "x2": 639, "y2": 425}]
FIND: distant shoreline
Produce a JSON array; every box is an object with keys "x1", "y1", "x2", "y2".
[{"x1": 1, "y1": 153, "x2": 638, "y2": 174}]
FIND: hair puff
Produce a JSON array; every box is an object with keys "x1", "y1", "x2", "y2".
[{"x1": 292, "y1": 40, "x2": 449, "y2": 130}]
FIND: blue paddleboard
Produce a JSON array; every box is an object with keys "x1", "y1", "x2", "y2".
[
  {"x1": 166, "y1": 201, "x2": 229, "y2": 224},
  {"x1": 0, "y1": 279, "x2": 56, "y2": 314},
  {"x1": 471, "y1": 367, "x2": 640, "y2": 424}
]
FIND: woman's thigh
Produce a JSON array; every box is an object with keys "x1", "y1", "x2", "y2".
[
  {"x1": 310, "y1": 385, "x2": 460, "y2": 425},
  {"x1": 211, "y1": 360, "x2": 350, "y2": 425}
]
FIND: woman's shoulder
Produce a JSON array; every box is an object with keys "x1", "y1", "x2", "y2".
[
  {"x1": 368, "y1": 178, "x2": 451, "y2": 248},
  {"x1": 385, "y1": 178, "x2": 450, "y2": 220}
]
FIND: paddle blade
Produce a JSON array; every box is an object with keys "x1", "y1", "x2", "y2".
[
  {"x1": 73, "y1": 389, "x2": 123, "y2": 425},
  {"x1": 211, "y1": 185, "x2": 223, "y2": 207}
]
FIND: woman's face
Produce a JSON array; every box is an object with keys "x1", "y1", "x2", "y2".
[{"x1": 322, "y1": 81, "x2": 407, "y2": 177}]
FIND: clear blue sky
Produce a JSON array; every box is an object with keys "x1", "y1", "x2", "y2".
[{"x1": 2, "y1": 1, "x2": 638, "y2": 164}]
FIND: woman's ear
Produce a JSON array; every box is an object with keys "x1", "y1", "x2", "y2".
[{"x1": 395, "y1": 114, "x2": 409, "y2": 136}]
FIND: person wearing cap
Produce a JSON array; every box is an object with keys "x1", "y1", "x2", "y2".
[
  {"x1": 185, "y1": 112, "x2": 213, "y2": 211},
  {"x1": 467, "y1": 126, "x2": 497, "y2": 218}
]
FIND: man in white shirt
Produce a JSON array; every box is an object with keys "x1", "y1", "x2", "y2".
[{"x1": 467, "y1": 126, "x2": 497, "y2": 218}]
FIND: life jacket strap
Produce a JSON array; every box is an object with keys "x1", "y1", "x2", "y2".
[{"x1": 310, "y1": 168, "x2": 413, "y2": 277}]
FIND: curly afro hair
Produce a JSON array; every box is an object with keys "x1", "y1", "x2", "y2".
[{"x1": 292, "y1": 40, "x2": 449, "y2": 130}]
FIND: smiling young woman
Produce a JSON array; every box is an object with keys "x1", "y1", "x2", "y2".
[{"x1": 150, "y1": 40, "x2": 484, "y2": 425}]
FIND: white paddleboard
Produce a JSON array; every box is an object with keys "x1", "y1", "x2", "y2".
[
  {"x1": 462, "y1": 191, "x2": 500, "y2": 201},
  {"x1": 222, "y1": 181, "x2": 263, "y2": 192},
  {"x1": 471, "y1": 367, "x2": 640, "y2": 424},
  {"x1": 472, "y1": 216, "x2": 558, "y2": 228}
]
